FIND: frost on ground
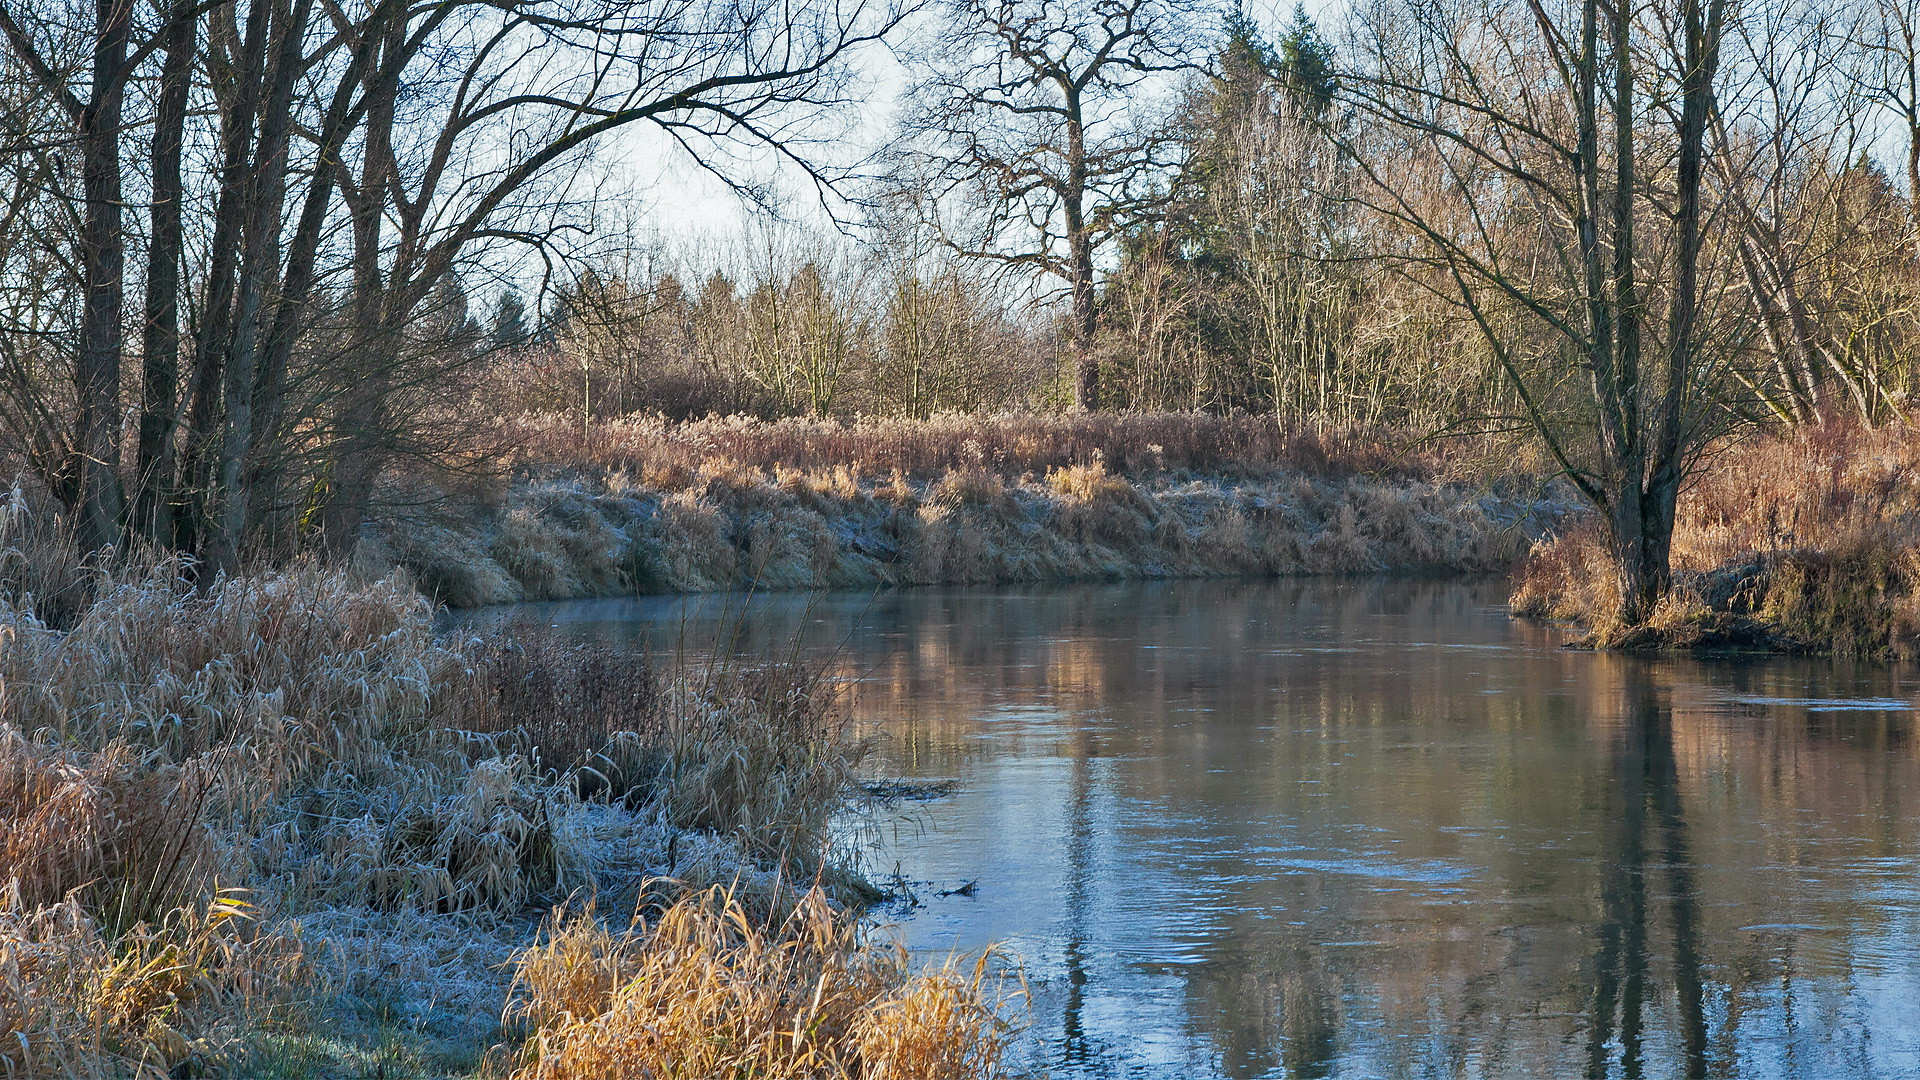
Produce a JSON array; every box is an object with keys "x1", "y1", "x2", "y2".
[
  {"x1": 368, "y1": 444, "x2": 1574, "y2": 607},
  {"x1": 0, "y1": 507, "x2": 989, "y2": 1078}
]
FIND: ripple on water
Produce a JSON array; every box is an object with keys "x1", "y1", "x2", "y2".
[{"x1": 1722, "y1": 695, "x2": 1914, "y2": 711}]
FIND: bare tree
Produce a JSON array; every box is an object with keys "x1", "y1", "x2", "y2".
[
  {"x1": 892, "y1": 0, "x2": 1199, "y2": 410},
  {"x1": 1339, "y1": 0, "x2": 1734, "y2": 623},
  {"x1": 0, "y1": 0, "x2": 906, "y2": 564},
  {"x1": 1857, "y1": 0, "x2": 1920, "y2": 254}
]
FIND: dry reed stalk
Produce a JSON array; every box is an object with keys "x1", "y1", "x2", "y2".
[{"x1": 504, "y1": 885, "x2": 1020, "y2": 1080}]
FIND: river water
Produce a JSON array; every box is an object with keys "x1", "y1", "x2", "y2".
[{"x1": 492, "y1": 578, "x2": 1920, "y2": 1079}]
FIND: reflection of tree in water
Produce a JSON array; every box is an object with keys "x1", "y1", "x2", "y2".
[
  {"x1": 1184, "y1": 951, "x2": 1338, "y2": 1079},
  {"x1": 1058, "y1": 733, "x2": 1097, "y2": 1067},
  {"x1": 1584, "y1": 660, "x2": 1710, "y2": 1079}
]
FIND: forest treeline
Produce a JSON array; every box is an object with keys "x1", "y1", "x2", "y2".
[{"x1": 3, "y1": 0, "x2": 1920, "y2": 616}]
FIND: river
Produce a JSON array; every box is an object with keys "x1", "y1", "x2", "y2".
[{"x1": 485, "y1": 577, "x2": 1920, "y2": 1079}]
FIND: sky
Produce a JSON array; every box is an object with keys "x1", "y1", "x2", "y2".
[{"x1": 612, "y1": 0, "x2": 1322, "y2": 249}]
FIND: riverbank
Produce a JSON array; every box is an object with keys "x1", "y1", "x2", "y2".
[
  {"x1": 1511, "y1": 421, "x2": 1920, "y2": 658},
  {"x1": 363, "y1": 413, "x2": 1572, "y2": 607},
  {"x1": 0, "y1": 509, "x2": 1017, "y2": 1077}
]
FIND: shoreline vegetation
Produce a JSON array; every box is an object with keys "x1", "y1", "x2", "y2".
[
  {"x1": 362, "y1": 411, "x2": 1920, "y2": 662},
  {"x1": 0, "y1": 411, "x2": 1915, "y2": 1079},
  {"x1": 4, "y1": 412, "x2": 1918, "y2": 1077},
  {"x1": 364, "y1": 413, "x2": 1577, "y2": 607},
  {"x1": 0, "y1": 508, "x2": 1022, "y2": 1078},
  {"x1": 1513, "y1": 420, "x2": 1920, "y2": 659}
]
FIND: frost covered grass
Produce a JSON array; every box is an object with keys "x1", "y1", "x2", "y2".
[
  {"x1": 1511, "y1": 418, "x2": 1920, "y2": 657},
  {"x1": 369, "y1": 415, "x2": 1567, "y2": 606},
  {"x1": 0, "y1": 494, "x2": 1011, "y2": 1078}
]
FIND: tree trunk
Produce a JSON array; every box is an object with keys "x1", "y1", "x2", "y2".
[
  {"x1": 1063, "y1": 84, "x2": 1099, "y2": 412},
  {"x1": 73, "y1": 0, "x2": 132, "y2": 552},
  {"x1": 1071, "y1": 244, "x2": 1098, "y2": 412},
  {"x1": 132, "y1": 0, "x2": 194, "y2": 544},
  {"x1": 320, "y1": 26, "x2": 399, "y2": 557},
  {"x1": 1608, "y1": 0, "x2": 1721, "y2": 627},
  {"x1": 1611, "y1": 488, "x2": 1676, "y2": 626},
  {"x1": 176, "y1": 0, "x2": 271, "y2": 557},
  {"x1": 211, "y1": 0, "x2": 312, "y2": 571},
  {"x1": 250, "y1": 0, "x2": 406, "y2": 543}
]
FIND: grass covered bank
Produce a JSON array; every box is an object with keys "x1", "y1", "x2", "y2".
[
  {"x1": 1512, "y1": 421, "x2": 1920, "y2": 658},
  {"x1": 0, "y1": 508, "x2": 1019, "y2": 1078},
  {"x1": 364, "y1": 412, "x2": 1574, "y2": 606}
]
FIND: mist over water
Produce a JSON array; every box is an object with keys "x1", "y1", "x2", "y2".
[{"x1": 495, "y1": 578, "x2": 1920, "y2": 1079}]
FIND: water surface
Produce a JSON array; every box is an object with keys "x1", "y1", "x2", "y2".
[{"x1": 495, "y1": 578, "x2": 1920, "y2": 1079}]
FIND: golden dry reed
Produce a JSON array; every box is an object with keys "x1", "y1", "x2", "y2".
[{"x1": 506, "y1": 884, "x2": 1021, "y2": 1080}]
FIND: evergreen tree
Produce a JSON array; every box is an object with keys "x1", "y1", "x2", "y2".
[
  {"x1": 1276, "y1": 3, "x2": 1335, "y2": 109},
  {"x1": 490, "y1": 290, "x2": 531, "y2": 350}
]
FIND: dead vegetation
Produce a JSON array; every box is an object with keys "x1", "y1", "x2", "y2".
[
  {"x1": 1511, "y1": 419, "x2": 1920, "y2": 657},
  {"x1": 0, "y1": 490, "x2": 1015, "y2": 1077},
  {"x1": 365, "y1": 413, "x2": 1568, "y2": 606},
  {"x1": 504, "y1": 886, "x2": 1019, "y2": 1080},
  {"x1": 500, "y1": 411, "x2": 1491, "y2": 482}
]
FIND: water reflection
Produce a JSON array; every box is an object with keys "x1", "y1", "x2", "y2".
[
  {"x1": 491, "y1": 579, "x2": 1920, "y2": 1079},
  {"x1": 1584, "y1": 662, "x2": 1706, "y2": 1079}
]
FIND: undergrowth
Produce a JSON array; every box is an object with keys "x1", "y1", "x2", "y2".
[
  {"x1": 367, "y1": 414, "x2": 1569, "y2": 606},
  {"x1": 0, "y1": 490, "x2": 1013, "y2": 1077},
  {"x1": 1511, "y1": 418, "x2": 1920, "y2": 657}
]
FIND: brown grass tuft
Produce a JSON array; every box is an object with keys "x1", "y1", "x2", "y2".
[
  {"x1": 0, "y1": 892, "x2": 303, "y2": 1078},
  {"x1": 658, "y1": 661, "x2": 867, "y2": 871},
  {"x1": 504, "y1": 885, "x2": 1020, "y2": 1080},
  {"x1": 0, "y1": 732, "x2": 220, "y2": 933}
]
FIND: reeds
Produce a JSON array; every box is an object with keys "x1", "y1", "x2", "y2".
[
  {"x1": 502, "y1": 410, "x2": 1472, "y2": 483},
  {"x1": 657, "y1": 660, "x2": 867, "y2": 870},
  {"x1": 0, "y1": 732, "x2": 217, "y2": 931},
  {"x1": 505, "y1": 885, "x2": 1020, "y2": 1080},
  {"x1": 461, "y1": 630, "x2": 665, "y2": 800}
]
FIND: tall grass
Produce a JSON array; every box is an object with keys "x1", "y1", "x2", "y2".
[
  {"x1": 502, "y1": 410, "x2": 1485, "y2": 483},
  {"x1": 657, "y1": 661, "x2": 867, "y2": 866},
  {"x1": 0, "y1": 733, "x2": 216, "y2": 931},
  {"x1": 0, "y1": 893, "x2": 301, "y2": 1078},
  {"x1": 0, "y1": 493, "x2": 987, "y2": 1074},
  {"x1": 1511, "y1": 418, "x2": 1920, "y2": 656},
  {"x1": 370, "y1": 415, "x2": 1568, "y2": 606},
  {"x1": 505, "y1": 885, "x2": 1020, "y2": 1080}
]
